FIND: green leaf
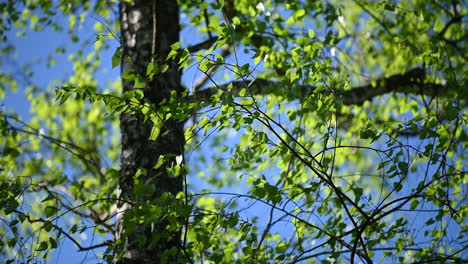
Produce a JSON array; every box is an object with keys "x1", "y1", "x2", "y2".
[
  {"x1": 18, "y1": 213, "x2": 26, "y2": 223},
  {"x1": 41, "y1": 193, "x2": 55, "y2": 203},
  {"x1": 167, "y1": 49, "x2": 178, "y2": 60},
  {"x1": 239, "y1": 88, "x2": 247, "y2": 97},
  {"x1": 134, "y1": 74, "x2": 146, "y2": 89},
  {"x1": 240, "y1": 134, "x2": 249, "y2": 149},
  {"x1": 239, "y1": 63, "x2": 250, "y2": 75},
  {"x1": 146, "y1": 62, "x2": 157, "y2": 78},
  {"x1": 395, "y1": 240, "x2": 404, "y2": 253},
  {"x1": 170, "y1": 41, "x2": 180, "y2": 50},
  {"x1": 122, "y1": 69, "x2": 135, "y2": 81},
  {"x1": 425, "y1": 218, "x2": 435, "y2": 225},
  {"x1": 7, "y1": 238, "x2": 17, "y2": 248},
  {"x1": 3, "y1": 147, "x2": 20, "y2": 158},
  {"x1": 398, "y1": 162, "x2": 408, "y2": 172},
  {"x1": 69, "y1": 224, "x2": 78, "y2": 234},
  {"x1": 212, "y1": 0, "x2": 224, "y2": 10},
  {"x1": 134, "y1": 168, "x2": 147, "y2": 179},
  {"x1": 295, "y1": 9, "x2": 306, "y2": 19},
  {"x1": 198, "y1": 60, "x2": 213, "y2": 72},
  {"x1": 154, "y1": 155, "x2": 166, "y2": 169},
  {"x1": 149, "y1": 115, "x2": 163, "y2": 141},
  {"x1": 44, "y1": 206, "x2": 59, "y2": 218},
  {"x1": 49, "y1": 237, "x2": 58, "y2": 249},
  {"x1": 352, "y1": 187, "x2": 364, "y2": 202},
  {"x1": 112, "y1": 47, "x2": 122, "y2": 69},
  {"x1": 410, "y1": 199, "x2": 420, "y2": 210},
  {"x1": 58, "y1": 91, "x2": 71, "y2": 105},
  {"x1": 393, "y1": 182, "x2": 403, "y2": 192},
  {"x1": 36, "y1": 241, "x2": 48, "y2": 251},
  {"x1": 43, "y1": 222, "x2": 53, "y2": 232},
  {"x1": 149, "y1": 125, "x2": 161, "y2": 141}
]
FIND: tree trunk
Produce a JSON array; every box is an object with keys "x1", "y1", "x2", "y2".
[{"x1": 116, "y1": 0, "x2": 185, "y2": 263}]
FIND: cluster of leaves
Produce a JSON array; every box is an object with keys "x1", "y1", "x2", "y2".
[{"x1": 1, "y1": 0, "x2": 467, "y2": 263}]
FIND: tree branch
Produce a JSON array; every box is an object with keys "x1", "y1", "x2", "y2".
[
  {"x1": 186, "y1": 37, "x2": 218, "y2": 53},
  {"x1": 438, "y1": 14, "x2": 462, "y2": 38},
  {"x1": 192, "y1": 44, "x2": 231, "y2": 91},
  {"x1": 41, "y1": 185, "x2": 115, "y2": 234},
  {"x1": 189, "y1": 68, "x2": 456, "y2": 106},
  {"x1": 18, "y1": 210, "x2": 112, "y2": 252}
]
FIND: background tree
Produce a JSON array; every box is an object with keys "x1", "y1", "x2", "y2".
[{"x1": 0, "y1": 0, "x2": 466, "y2": 263}]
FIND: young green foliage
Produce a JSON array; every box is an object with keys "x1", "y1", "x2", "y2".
[{"x1": 0, "y1": 0, "x2": 466, "y2": 263}]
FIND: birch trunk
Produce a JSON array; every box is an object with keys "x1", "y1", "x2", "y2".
[{"x1": 116, "y1": 0, "x2": 185, "y2": 263}]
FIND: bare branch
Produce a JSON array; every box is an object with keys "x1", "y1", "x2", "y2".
[
  {"x1": 4, "y1": 114, "x2": 106, "y2": 181},
  {"x1": 192, "y1": 44, "x2": 231, "y2": 91},
  {"x1": 189, "y1": 68, "x2": 457, "y2": 106},
  {"x1": 18, "y1": 210, "x2": 112, "y2": 252},
  {"x1": 41, "y1": 185, "x2": 115, "y2": 234},
  {"x1": 91, "y1": 15, "x2": 121, "y2": 44},
  {"x1": 186, "y1": 37, "x2": 218, "y2": 53}
]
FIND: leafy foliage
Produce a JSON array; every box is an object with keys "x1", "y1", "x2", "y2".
[{"x1": 0, "y1": 0, "x2": 467, "y2": 263}]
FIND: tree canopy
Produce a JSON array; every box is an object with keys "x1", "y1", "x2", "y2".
[{"x1": 0, "y1": 0, "x2": 466, "y2": 263}]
